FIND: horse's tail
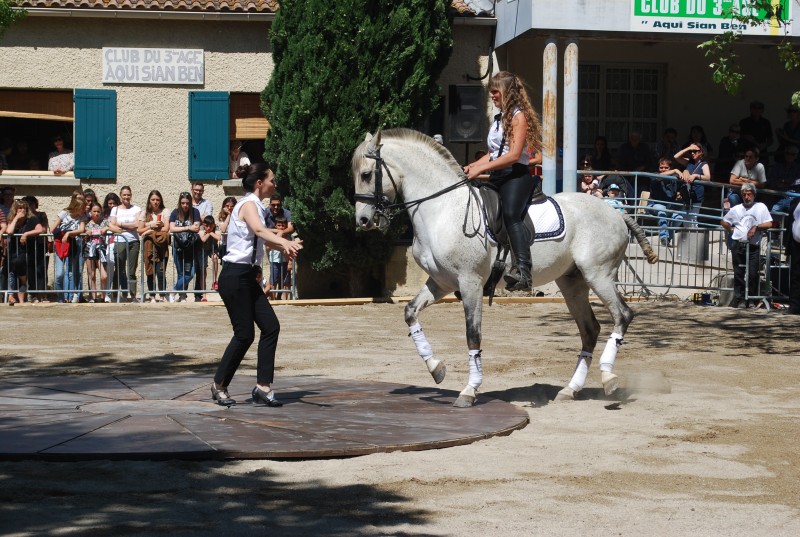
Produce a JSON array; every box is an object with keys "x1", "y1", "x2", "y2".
[{"x1": 622, "y1": 214, "x2": 659, "y2": 264}]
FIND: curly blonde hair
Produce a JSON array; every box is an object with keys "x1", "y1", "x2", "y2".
[{"x1": 489, "y1": 71, "x2": 542, "y2": 155}]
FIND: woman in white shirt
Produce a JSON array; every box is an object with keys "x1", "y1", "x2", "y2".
[
  {"x1": 108, "y1": 186, "x2": 142, "y2": 302},
  {"x1": 211, "y1": 163, "x2": 302, "y2": 407},
  {"x1": 463, "y1": 71, "x2": 542, "y2": 291}
]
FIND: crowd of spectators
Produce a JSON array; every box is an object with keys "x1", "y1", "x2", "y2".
[
  {"x1": 581, "y1": 101, "x2": 800, "y2": 212},
  {"x1": 576, "y1": 100, "x2": 800, "y2": 309},
  {"x1": 0, "y1": 182, "x2": 295, "y2": 305}
]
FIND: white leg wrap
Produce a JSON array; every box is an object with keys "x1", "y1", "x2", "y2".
[
  {"x1": 567, "y1": 351, "x2": 593, "y2": 392},
  {"x1": 599, "y1": 332, "x2": 623, "y2": 373},
  {"x1": 468, "y1": 350, "x2": 483, "y2": 389},
  {"x1": 409, "y1": 323, "x2": 433, "y2": 361}
]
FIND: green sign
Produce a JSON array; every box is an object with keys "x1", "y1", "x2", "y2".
[{"x1": 632, "y1": 0, "x2": 792, "y2": 34}]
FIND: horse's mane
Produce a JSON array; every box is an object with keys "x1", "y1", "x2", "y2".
[{"x1": 353, "y1": 128, "x2": 466, "y2": 180}]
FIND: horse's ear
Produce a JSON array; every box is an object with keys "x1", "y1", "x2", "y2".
[
  {"x1": 363, "y1": 132, "x2": 373, "y2": 143},
  {"x1": 374, "y1": 129, "x2": 383, "y2": 146}
]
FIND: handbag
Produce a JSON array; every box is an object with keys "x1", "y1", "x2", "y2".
[
  {"x1": 54, "y1": 238, "x2": 71, "y2": 260},
  {"x1": 174, "y1": 230, "x2": 197, "y2": 250}
]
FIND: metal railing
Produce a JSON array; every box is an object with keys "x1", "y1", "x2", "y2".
[
  {"x1": 581, "y1": 170, "x2": 796, "y2": 310},
  {"x1": 1, "y1": 231, "x2": 298, "y2": 303}
]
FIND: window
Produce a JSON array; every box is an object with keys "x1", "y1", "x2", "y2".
[
  {"x1": 0, "y1": 89, "x2": 74, "y2": 172},
  {"x1": 0, "y1": 89, "x2": 116, "y2": 179},
  {"x1": 578, "y1": 64, "x2": 664, "y2": 154},
  {"x1": 188, "y1": 92, "x2": 270, "y2": 180}
]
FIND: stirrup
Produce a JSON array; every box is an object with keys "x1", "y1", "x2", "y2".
[{"x1": 504, "y1": 267, "x2": 531, "y2": 291}]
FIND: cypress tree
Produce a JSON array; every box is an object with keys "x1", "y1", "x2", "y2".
[{"x1": 262, "y1": 0, "x2": 453, "y2": 295}]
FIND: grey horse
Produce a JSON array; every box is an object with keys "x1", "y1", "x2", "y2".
[{"x1": 353, "y1": 129, "x2": 657, "y2": 407}]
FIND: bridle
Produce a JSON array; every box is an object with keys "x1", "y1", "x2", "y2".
[{"x1": 354, "y1": 143, "x2": 470, "y2": 225}]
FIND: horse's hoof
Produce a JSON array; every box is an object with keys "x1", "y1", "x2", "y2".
[
  {"x1": 426, "y1": 358, "x2": 446, "y2": 384},
  {"x1": 554, "y1": 387, "x2": 576, "y2": 402},
  {"x1": 453, "y1": 385, "x2": 477, "y2": 408},
  {"x1": 601, "y1": 372, "x2": 619, "y2": 395}
]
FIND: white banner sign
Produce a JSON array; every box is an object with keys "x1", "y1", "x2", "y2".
[{"x1": 103, "y1": 48, "x2": 205, "y2": 85}]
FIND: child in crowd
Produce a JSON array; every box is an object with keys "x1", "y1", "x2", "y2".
[
  {"x1": 581, "y1": 172, "x2": 603, "y2": 198},
  {"x1": 198, "y1": 215, "x2": 221, "y2": 301},
  {"x1": 83, "y1": 202, "x2": 109, "y2": 302},
  {"x1": 604, "y1": 184, "x2": 626, "y2": 213},
  {"x1": 266, "y1": 216, "x2": 292, "y2": 298}
]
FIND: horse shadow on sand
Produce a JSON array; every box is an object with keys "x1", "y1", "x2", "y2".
[{"x1": 483, "y1": 383, "x2": 640, "y2": 410}]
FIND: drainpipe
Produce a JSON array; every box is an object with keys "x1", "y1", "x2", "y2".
[
  {"x1": 542, "y1": 39, "x2": 558, "y2": 195},
  {"x1": 563, "y1": 39, "x2": 579, "y2": 192}
]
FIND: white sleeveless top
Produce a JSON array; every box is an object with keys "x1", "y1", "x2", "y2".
[
  {"x1": 222, "y1": 192, "x2": 266, "y2": 265},
  {"x1": 487, "y1": 109, "x2": 530, "y2": 166}
]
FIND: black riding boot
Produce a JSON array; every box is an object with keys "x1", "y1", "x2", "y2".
[{"x1": 504, "y1": 222, "x2": 532, "y2": 291}]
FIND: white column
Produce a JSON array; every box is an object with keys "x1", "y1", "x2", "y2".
[
  {"x1": 563, "y1": 40, "x2": 579, "y2": 193},
  {"x1": 542, "y1": 40, "x2": 558, "y2": 195}
]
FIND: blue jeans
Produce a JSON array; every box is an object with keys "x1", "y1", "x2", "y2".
[
  {"x1": 646, "y1": 201, "x2": 671, "y2": 241},
  {"x1": 728, "y1": 191, "x2": 742, "y2": 208},
  {"x1": 55, "y1": 252, "x2": 80, "y2": 302},
  {"x1": 173, "y1": 244, "x2": 203, "y2": 292},
  {"x1": 772, "y1": 196, "x2": 794, "y2": 214}
]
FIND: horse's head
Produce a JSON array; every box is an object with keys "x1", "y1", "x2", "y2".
[
  {"x1": 353, "y1": 130, "x2": 394, "y2": 231},
  {"x1": 352, "y1": 128, "x2": 466, "y2": 231}
]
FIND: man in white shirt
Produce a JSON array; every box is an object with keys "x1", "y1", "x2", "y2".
[
  {"x1": 728, "y1": 148, "x2": 767, "y2": 208},
  {"x1": 191, "y1": 182, "x2": 213, "y2": 219},
  {"x1": 721, "y1": 183, "x2": 773, "y2": 308},
  {"x1": 190, "y1": 182, "x2": 213, "y2": 300}
]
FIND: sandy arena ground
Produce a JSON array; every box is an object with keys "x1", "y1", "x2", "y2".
[{"x1": 1, "y1": 299, "x2": 799, "y2": 536}]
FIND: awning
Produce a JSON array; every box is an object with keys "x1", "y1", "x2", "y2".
[
  {"x1": 0, "y1": 90, "x2": 74, "y2": 121},
  {"x1": 230, "y1": 92, "x2": 269, "y2": 140}
]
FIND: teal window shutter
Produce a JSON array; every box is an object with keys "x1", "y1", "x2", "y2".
[
  {"x1": 189, "y1": 91, "x2": 229, "y2": 180},
  {"x1": 74, "y1": 89, "x2": 117, "y2": 179}
]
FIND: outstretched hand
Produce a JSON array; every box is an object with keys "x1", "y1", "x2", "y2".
[{"x1": 282, "y1": 238, "x2": 303, "y2": 259}]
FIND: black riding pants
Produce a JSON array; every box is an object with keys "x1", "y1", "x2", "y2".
[
  {"x1": 491, "y1": 164, "x2": 534, "y2": 229},
  {"x1": 215, "y1": 262, "x2": 280, "y2": 386}
]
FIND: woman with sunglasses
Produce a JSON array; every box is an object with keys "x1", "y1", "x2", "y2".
[
  {"x1": 210, "y1": 163, "x2": 302, "y2": 407},
  {"x1": 674, "y1": 144, "x2": 710, "y2": 229}
]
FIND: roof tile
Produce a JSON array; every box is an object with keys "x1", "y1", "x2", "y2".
[
  {"x1": 19, "y1": 0, "x2": 280, "y2": 13},
  {"x1": 19, "y1": 0, "x2": 485, "y2": 15}
]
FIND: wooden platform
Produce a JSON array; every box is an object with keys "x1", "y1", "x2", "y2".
[{"x1": 0, "y1": 374, "x2": 529, "y2": 460}]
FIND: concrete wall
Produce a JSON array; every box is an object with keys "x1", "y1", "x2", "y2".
[{"x1": 1, "y1": 17, "x2": 272, "y2": 220}]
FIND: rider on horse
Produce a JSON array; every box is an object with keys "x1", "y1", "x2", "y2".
[{"x1": 463, "y1": 71, "x2": 543, "y2": 291}]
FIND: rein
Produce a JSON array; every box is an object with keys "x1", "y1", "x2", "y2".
[{"x1": 354, "y1": 144, "x2": 470, "y2": 225}]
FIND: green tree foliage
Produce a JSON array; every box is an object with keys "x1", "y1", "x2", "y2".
[
  {"x1": 262, "y1": 0, "x2": 453, "y2": 290},
  {"x1": 699, "y1": 0, "x2": 798, "y2": 103},
  {"x1": 0, "y1": 0, "x2": 26, "y2": 38}
]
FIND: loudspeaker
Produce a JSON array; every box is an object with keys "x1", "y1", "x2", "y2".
[{"x1": 448, "y1": 85, "x2": 484, "y2": 143}]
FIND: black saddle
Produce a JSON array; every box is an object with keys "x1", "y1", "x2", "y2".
[{"x1": 476, "y1": 183, "x2": 546, "y2": 249}]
